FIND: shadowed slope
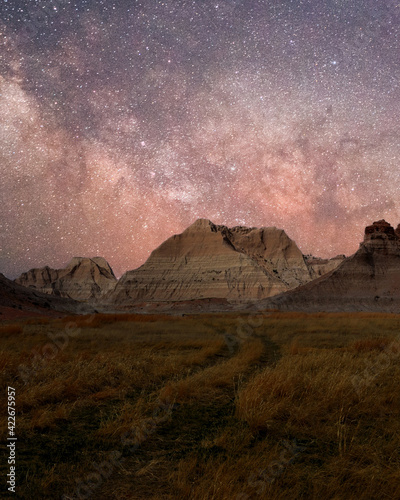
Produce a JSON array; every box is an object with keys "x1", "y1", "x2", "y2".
[
  {"x1": 261, "y1": 220, "x2": 400, "y2": 312},
  {"x1": 0, "y1": 273, "x2": 90, "y2": 317}
]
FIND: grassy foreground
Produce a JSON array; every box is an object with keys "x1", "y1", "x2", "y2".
[{"x1": 1, "y1": 312, "x2": 400, "y2": 499}]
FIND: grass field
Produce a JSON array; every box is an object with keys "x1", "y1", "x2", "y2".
[{"x1": 1, "y1": 311, "x2": 400, "y2": 499}]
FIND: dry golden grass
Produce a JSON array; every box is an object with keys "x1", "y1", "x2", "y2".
[
  {"x1": 349, "y1": 337, "x2": 398, "y2": 352},
  {"x1": 55, "y1": 312, "x2": 175, "y2": 328},
  {"x1": 1, "y1": 312, "x2": 400, "y2": 499},
  {"x1": 159, "y1": 338, "x2": 264, "y2": 404},
  {"x1": 0, "y1": 312, "x2": 234, "y2": 498},
  {"x1": 24, "y1": 317, "x2": 50, "y2": 325},
  {"x1": 165, "y1": 314, "x2": 400, "y2": 500},
  {"x1": 237, "y1": 350, "x2": 367, "y2": 435}
]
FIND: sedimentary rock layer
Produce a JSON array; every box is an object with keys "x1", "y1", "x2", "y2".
[
  {"x1": 261, "y1": 220, "x2": 400, "y2": 312},
  {"x1": 15, "y1": 257, "x2": 117, "y2": 302},
  {"x1": 108, "y1": 219, "x2": 341, "y2": 304}
]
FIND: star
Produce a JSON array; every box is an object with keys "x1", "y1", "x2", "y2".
[{"x1": 0, "y1": 0, "x2": 399, "y2": 278}]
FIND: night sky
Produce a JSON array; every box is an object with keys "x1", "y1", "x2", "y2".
[{"x1": 1, "y1": 0, "x2": 399, "y2": 278}]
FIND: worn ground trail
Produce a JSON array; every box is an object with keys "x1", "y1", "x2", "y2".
[{"x1": 97, "y1": 330, "x2": 281, "y2": 500}]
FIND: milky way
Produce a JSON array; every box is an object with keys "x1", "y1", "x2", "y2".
[{"x1": 1, "y1": 0, "x2": 399, "y2": 278}]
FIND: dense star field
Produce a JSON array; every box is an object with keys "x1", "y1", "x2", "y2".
[{"x1": 1, "y1": 0, "x2": 399, "y2": 278}]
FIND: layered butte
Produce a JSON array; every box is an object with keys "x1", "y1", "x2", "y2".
[
  {"x1": 106, "y1": 219, "x2": 342, "y2": 305},
  {"x1": 15, "y1": 257, "x2": 117, "y2": 302}
]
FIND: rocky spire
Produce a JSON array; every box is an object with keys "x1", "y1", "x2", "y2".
[{"x1": 364, "y1": 220, "x2": 398, "y2": 241}]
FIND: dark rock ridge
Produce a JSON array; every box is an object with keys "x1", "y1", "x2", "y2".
[
  {"x1": 15, "y1": 257, "x2": 117, "y2": 302},
  {"x1": 106, "y1": 218, "x2": 343, "y2": 305},
  {"x1": 0, "y1": 273, "x2": 91, "y2": 316},
  {"x1": 260, "y1": 219, "x2": 400, "y2": 312}
]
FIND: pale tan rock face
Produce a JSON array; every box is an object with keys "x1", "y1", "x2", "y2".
[
  {"x1": 107, "y1": 219, "x2": 342, "y2": 305},
  {"x1": 14, "y1": 266, "x2": 59, "y2": 295},
  {"x1": 263, "y1": 220, "x2": 400, "y2": 312},
  {"x1": 305, "y1": 255, "x2": 346, "y2": 278},
  {"x1": 15, "y1": 257, "x2": 117, "y2": 301}
]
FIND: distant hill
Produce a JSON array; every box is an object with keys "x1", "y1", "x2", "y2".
[{"x1": 15, "y1": 257, "x2": 117, "y2": 302}]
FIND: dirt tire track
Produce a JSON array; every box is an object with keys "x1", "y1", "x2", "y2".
[{"x1": 96, "y1": 332, "x2": 281, "y2": 499}]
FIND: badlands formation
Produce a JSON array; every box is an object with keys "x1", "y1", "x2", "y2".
[
  {"x1": 107, "y1": 219, "x2": 343, "y2": 305},
  {"x1": 263, "y1": 220, "x2": 400, "y2": 312},
  {"x1": 15, "y1": 257, "x2": 117, "y2": 302},
  {"x1": 11, "y1": 218, "x2": 400, "y2": 313}
]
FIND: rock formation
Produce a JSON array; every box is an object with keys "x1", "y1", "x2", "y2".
[
  {"x1": 107, "y1": 219, "x2": 342, "y2": 306},
  {"x1": 0, "y1": 273, "x2": 91, "y2": 318},
  {"x1": 261, "y1": 220, "x2": 400, "y2": 312},
  {"x1": 15, "y1": 257, "x2": 117, "y2": 302},
  {"x1": 305, "y1": 254, "x2": 346, "y2": 278}
]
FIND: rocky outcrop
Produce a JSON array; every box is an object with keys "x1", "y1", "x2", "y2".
[
  {"x1": 15, "y1": 267, "x2": 60, "y2": 295},
  {"x1": 221, "y1": 224, "x2": 312, "y2": 288},
  {"x1": 107, "y1": 219, "x2": 342, "y2": 306},
  {"x1": 261, "y1": 220, "x2": 400, "y2": 312},
  {"x1": 15, "y1": 257, "x2": 117, "y2": 302},
  {"x1": 305, "y1": 254, "x2": 346, "y2": 278},
  {"x1": 364, "y1": 219, "x2": 398, "y2": 240}
]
